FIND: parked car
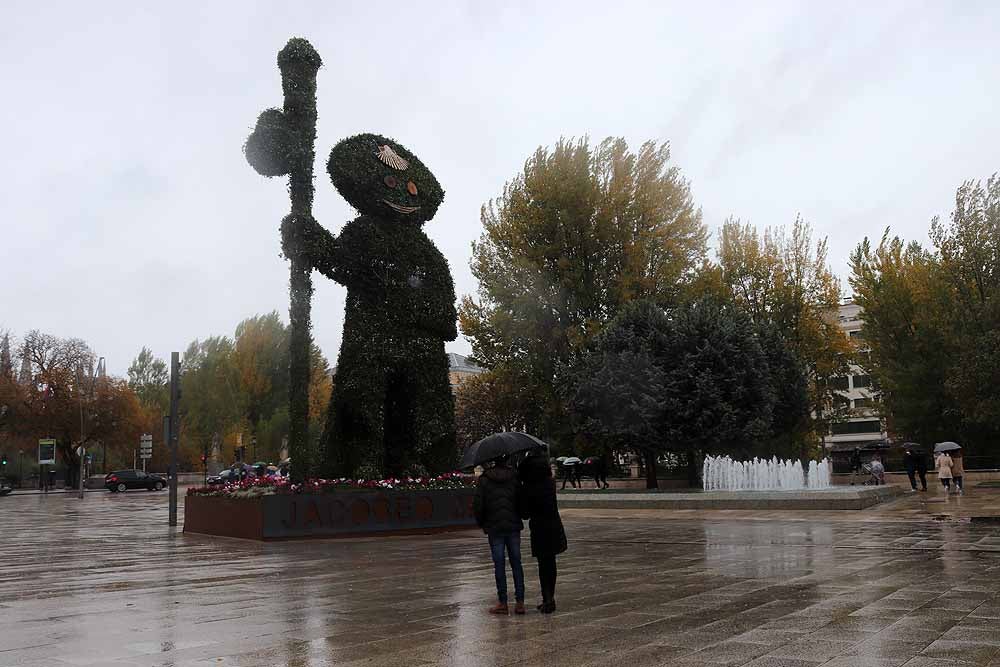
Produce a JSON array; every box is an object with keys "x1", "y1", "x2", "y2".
[
  {"x1": 205, "y1": 469, "x2": 233, "y2": 486},
  {"x1": 105, "y1": 470, "x2": 166, "y2": 492},
  {"x1": 0, "y1": 477, "x2": 12, "y2": 496}
]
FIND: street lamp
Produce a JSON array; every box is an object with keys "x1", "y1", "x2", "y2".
[{"x1": 76, "y1": 355, "x2": 105, "y2": 499}]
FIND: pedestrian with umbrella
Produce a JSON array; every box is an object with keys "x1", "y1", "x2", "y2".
[
  {"x1": 937, "y1": 442, "x2": 965, "y2": 495},
  {"x1": 518, "y1": 451, "x2": 567, "y2": 614},
  {"x1": 557, "y1": 456, "x2": 582, "y2": 490},
  {"x1": 464, "y1": 432, "x2": 546, "y2": 616},
  {"x1": 934, "y1": 442, "x2": 958, "y2": 494}
]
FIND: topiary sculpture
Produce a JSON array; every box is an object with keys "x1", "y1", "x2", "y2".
[
  {"x1": 299, "y1": 134, "x2": 458, "y2": 479},
  {"x1": 245, "y1": 38, "x2": 458, "y2": 480}
]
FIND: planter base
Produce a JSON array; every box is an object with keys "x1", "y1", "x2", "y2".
[{"x1": 184, "y1": 488, "x2": 477, "y2": 541}]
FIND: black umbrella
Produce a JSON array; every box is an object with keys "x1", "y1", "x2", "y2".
[{"x1": 461, "y1": 432, "x2": 548, "y2": 469}]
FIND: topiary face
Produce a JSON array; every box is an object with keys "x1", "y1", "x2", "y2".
[{"x1": 327, "y1": 133, "x2": 444, "y2": 224}]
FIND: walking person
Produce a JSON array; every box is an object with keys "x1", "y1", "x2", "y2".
[
  {"x1": 592, "y1": 455, "x2": 609, "y2": 489},
  {"x1": 850, "y1": 447, "x2": 862, "y2": 485},
  {"x1": 951, "y1": 450, "x2": 965, "y2": 495},
  {"x1": 903, "y1": 448, "x2": 928, "y2": 492},
  {"x1": 935, "y1": 450, "x2": 954, "y2": 493},
  {"x1": 518, "y1": 453, "x2": 567, "y2": 614},
  {"x1": 473, "y1": 456, "x2": 525, "y2": 615},
  {"x1": 559, "y1": 461, "x2": 576, "y2": 490}
]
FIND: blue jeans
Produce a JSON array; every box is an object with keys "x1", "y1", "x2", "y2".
[{"x1": 488, "y1": 533, "x2": 525, "y2": 604}]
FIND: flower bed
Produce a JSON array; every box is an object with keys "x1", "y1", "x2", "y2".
[
  {"x1": 183, "y1": 474, "x2": 477, "y2": 541},
  {"x1": 186, "y1": 472, "x2": 472, "y2": 500}
]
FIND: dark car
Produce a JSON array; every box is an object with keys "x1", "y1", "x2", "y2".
[
  {"x1": 105, "y1": 470, "x2": 166, "y2": 492},
  {"x1": 0, "y1": 477, "x2": 12, "y2": 496}
]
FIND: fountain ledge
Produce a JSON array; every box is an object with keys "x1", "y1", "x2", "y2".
[{"x1": 558, "y1": 485, "x2": 904, "y2": 511}]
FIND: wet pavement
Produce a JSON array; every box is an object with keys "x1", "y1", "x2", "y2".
[{"x1": 2, "y1": 487, "x2": 1000, "y2": 666}]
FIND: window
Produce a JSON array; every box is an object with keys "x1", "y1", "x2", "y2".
[
  {"x1": 852, "y1": 375, "x2": 871, "y2": 389},
  {"x1": 853, "y1": 398, "x2": 872, "y2": 408},
  {"x1": 831, "y1": 420, "x2": 882, "y2": 435},
  {"x1": 848, "y1": 330, "x2": 864, "y2": 339},
  {"x1": 831, "y1": 377, "x2": 849, "y2": 390}
]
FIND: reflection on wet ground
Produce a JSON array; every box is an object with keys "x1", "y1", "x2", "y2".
[{"x1": 2, "y1": 489, "x2": 1000, "y2": 666}]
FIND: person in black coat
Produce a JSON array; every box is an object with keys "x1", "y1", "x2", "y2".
[
  {"x1": 903, "y1": 448, "x2": 928, "y2": 492},
  {"x1": 592, "y1": 455, "x2": 609, "y2": 489},
  {"x1": 518, "y1": 453, "x2": 568, "y2": 614},
  {"x1": 473, "y1": 456, "x2": 525, "y2": 615}
]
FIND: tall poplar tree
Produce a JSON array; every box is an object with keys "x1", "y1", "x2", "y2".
[{"x1": 460, "y1": 137, "x2": 707, "y2": 442}]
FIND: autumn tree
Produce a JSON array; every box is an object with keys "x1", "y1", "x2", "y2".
[
  {"x1": 460, "y1": 137, "x2": 707, "y2": 443},
  {"x1": 717, "y1": 216, "x2": 849, "y2": 454},
  {"x1": 852, "y1": 175, "x2": 1000, "y2": 452},
  {"x1": 14, "y1": 331, "x2": 146, "y2": 483},
  {"x1": 454, "y1": 370, "x2": 528, "y2": 451},
  {"x1": 127, "y1": 347, "x2": 168, "y2": 414}
]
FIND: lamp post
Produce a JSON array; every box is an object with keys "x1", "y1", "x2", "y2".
[
  {"x1": 18, "y1": 449, "x2": 23, "y2": 488},
  {"x1": 77, "y1": 356, "x2": 105, "y2": 499}
]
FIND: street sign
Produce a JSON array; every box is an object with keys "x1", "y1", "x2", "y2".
[
  {"x1": 38, "y1": 439, "x2": 56, "y2": 465},
  {"x1": 139, "y1": 433, "x2": 153, "y2": 460}
]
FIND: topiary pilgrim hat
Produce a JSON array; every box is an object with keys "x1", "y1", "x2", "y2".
[{"x1": 327, "y1": 133, "x2": 444, "y2": 225}]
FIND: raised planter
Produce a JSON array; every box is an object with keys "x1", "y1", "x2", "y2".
[{"x1": 184, "y1": 488, "x2": 477, "y2": 540}]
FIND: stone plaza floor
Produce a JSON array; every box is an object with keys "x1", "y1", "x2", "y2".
[{"x1": 2, "y1": 486, "x2": 1000, "y2": 666}]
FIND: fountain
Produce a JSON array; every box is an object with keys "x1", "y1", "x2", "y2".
[{"x1": 702, "y1": 455, "x2": 832, "y2": 492}]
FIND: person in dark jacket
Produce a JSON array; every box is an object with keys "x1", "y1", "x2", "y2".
[
  {"x1": 903, "y1": 448, "x2": 928, "y2": 492},
  {"x1": 473, "y1": 456, "x2": 525, "y2": 615},
  {"x1": 518, "y1": 453, "x2": 567, "y2": 614},
  {"x1": 850, "y1": 447, "x2": 862, "y2": 485},
  {"x1": 592, "y1": 455, "x2": 609, "y2": 489}
]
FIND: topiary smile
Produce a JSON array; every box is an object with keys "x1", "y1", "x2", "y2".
[{"x1": 383, "y1": 200, "x2": 420, "y2": 214}]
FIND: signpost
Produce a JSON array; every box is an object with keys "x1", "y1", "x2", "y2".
[
  {"x1": 167, "y1": 352, "x2": 180, "y2": 527},
  {"x1": 139, "y1": 434, "x2": 152, "y2": 472}
]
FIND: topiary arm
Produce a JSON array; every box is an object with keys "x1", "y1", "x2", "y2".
[
  {"x1": 280, "y1": 214, "x2": 341, "y2": 280},
  {"x1": 416, "y1": 243, "x2": 459, "y2": 341}
]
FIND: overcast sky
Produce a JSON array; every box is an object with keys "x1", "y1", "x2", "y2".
[{"x1": 3, "y1": 1, "x2": 998, "y2": 375}]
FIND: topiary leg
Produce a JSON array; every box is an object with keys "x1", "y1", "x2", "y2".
[
  {"x1": 320, "y1": 353, "x2": 387, "y2": 479},
  {"x1": 403, "y1": 346, "x2": 458, "y2": 475}
]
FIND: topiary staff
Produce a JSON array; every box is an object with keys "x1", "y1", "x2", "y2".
[{"x1": 244, "y1": 38, "x2": 322, "y2": 482}]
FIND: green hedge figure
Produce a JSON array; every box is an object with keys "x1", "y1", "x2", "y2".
[{"x1": 289, "y1": 134, "x2": 459, "y2": 478}]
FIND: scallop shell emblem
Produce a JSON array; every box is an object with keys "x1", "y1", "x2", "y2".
[{"x1": 375, "y1": 144, "x2": 409, "y2": 171}]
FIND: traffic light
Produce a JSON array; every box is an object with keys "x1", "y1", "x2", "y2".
[
  {"x1": 1, "y1": 453, "x2": 6, "y2": 467},
  {"x1": 200, "y1": 454, "x2": 207, "y2": 464}
]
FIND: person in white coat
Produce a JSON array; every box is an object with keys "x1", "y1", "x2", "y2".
[{"x1": 935, "y1": 452, "x2": 954, "y2": 493}]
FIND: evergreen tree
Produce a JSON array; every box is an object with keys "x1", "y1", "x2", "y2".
[{"x1": 0, "y1": 334, "x2": 12, "y2": 380}]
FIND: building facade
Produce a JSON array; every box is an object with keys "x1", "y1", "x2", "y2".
[
  {"x1": 822, "y1": 299, "x2": 888, "y2": 450},
  {"x1": 447, "y1": 352, "x2": 483, "y2": 391}
]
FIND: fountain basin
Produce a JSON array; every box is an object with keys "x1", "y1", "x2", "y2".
[{"x1": 558, "y1": 485, "x2": 904, "y2": 511}]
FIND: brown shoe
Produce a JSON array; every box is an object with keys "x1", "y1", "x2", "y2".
[
  {"x1": 514, "y1": 602, "x2": 526, "y2": 615},
  {"x1": 488, "y1": 603, "x2": 509, "y2": 615}
]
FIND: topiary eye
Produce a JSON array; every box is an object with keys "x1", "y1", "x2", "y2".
[
  {"x1": 384, "y1": 175, "x2": 398, "y2": 188},
  {"x1": 407, "y1": 181, "x2": 418, "y2": 196}
]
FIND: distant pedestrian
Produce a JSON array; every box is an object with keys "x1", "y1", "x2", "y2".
[
  {"x1": 951, "y1": 450, "x2": 965, "y2": 495},
  {"x1": 869, "y1": 456, "x2": 885, "y2": 485},
  {"x1": 473, "y1": 456, "x2": 525, "y2": 615},
  {"x1": 592, "y1": 456, "x2": 609, "y2": 489},
  {"x1": 935, "y1": 451, "x2": 954, "y2": 493},
  {"x1": 559, "y1": 462, "x2": 577, "y2": 490},
  {"x1": 518, "y1": 453, "x2": 567, "y2": 614},
  {"x1": 850, "y1": 447, "x2": 862, "y2": 485},
  {"x1": 903, "y1": 448, "x2": 928, "y2": 492}
]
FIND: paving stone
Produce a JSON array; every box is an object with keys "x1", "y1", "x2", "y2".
[{"x1": 2, "y1": 489, "x2": 1000, "y2": 667}]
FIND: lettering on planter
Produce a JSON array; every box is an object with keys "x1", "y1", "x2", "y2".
[{"x1": 271, "y1": 490, "x2": 476, "y2": 537}]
